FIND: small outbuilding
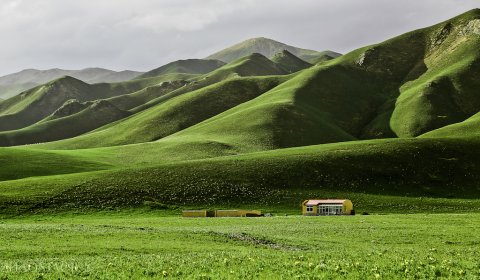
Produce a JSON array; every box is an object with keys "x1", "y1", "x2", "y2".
[
  {"x1": 182, "y1": 209, "x2": 263, "y2": 218},
  {"x1": 302, "y1": 199, "x2": 354, "y2": 216},
  {"x1": 182, "y1": 210, "x2": 214, "y2": 217}
]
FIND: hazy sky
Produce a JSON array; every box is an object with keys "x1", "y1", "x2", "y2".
[{"x1": 0, "y1": 0, "x2": 478, "y2": 75}]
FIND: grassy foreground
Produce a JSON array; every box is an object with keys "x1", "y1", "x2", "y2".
[{"x1": 0, "y1": 212, "x2": 479, "y2": 279}]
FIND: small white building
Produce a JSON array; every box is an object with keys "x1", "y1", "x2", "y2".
[{"x1": 302, "y1": 199, "x2": 354, "y2": 216}]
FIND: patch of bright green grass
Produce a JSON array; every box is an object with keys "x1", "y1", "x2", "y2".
[
  {"x1": 0, "y1": 147, "x2": 110, "y2": 182},
  {"x1": 0, "y1": 213, "x2": 479, "y2": 279}
]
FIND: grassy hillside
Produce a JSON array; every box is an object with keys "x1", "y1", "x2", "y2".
[
  {"x1": 271, "y1": 50, "x2": 312, "y2": 73},
  {"x1": 389, "y1": 10, "x2": 480, "y2": 137},
  {"x1": 0, "y1": 100, "x2": 131, "y2": 146},
  {"x1": 138, "y1": 59, "x2": 225, "y2": 79},
  {"x1": 10, "y1": 10, "x2": 480, "y2": 150},
  {"x1": 0, "y1": 147, "x2": 110, "y2": 182},
  {"x1": 123, "y1": 53, "x2": 290, "y2": 115},
  {"x1": 2, "y1": 137, "x2": 480, "y2": 214},
  {"x1": 37, "y1": 76, "x2": 288, "y2": 149},
  {"x1": 206, "y1": 37, "x2": 339, "y2": 63},
  {"x1": 420, "y1": 111, "x2": 480, "y2": 138},
  {"x1": 181, "y1": 8, "x2": 480, "y2": 149},
  {"x1": 0, "y1": 54, "x2": 289, "y2": 146}
]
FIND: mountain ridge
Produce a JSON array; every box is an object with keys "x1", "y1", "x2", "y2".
[
  {"x1": 206, "y1": 37, "x2": 341, "y2": 63},
  {"x1": 0, "y1": 67, "x2": 144, "y2": 99}
]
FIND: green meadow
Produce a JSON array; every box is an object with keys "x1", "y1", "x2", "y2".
[{"x1": 1, "y1": 212, "x2": 479, "y2": 279}]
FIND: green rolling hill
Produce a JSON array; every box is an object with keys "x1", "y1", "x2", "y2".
[
  {"x1": 31, "y1": 53, "x2": 291, "y2": 149},
  {"x1": 0, "y1": 53, "x2": 289, "y2": 147},
  {"x1": 1, "y1": 10, "x2": 480, "y2": 214},
  {"x1": 122, "y1": 53, "x2": 290, "y2": 115},
  {"x1": 190, "y1": 7, "x2": 480, "y2": 146},
  {"x1": 37, "y1": 76, "x2": 288, "y2": 149},
  {"x1": 1, "y1": 137, "x2": 480, "y2": 214}
]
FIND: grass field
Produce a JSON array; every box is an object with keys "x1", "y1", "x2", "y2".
[{"x1": 0, "y1": 212, "x2": 479, "y2": 279}]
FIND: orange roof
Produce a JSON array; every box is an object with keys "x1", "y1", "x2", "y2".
[{"x1": 305, "y1": 199, "x2": 347, "y2": 206}]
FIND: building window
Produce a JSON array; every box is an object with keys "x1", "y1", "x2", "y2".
[
  {"x1": 318, "y1": 204, "x2": 343, "y2": 215},
  {"x1": 306, "y1": 206, "x2": 313, "y2": 212}
]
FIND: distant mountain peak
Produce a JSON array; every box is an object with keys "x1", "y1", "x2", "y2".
[
  {"x1": 0, "y1": 68, "x2": 144, "y2": 99},
  {"x1": 206, "y1": 37, "x2": 340, "y2": 64}
]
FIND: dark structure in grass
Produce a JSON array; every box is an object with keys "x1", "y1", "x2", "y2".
[
  {"x1": 302, "y1": 199, "x2": 354, "y2": 216},
  {"x1": 182, "y1": 209, "x2": 263, "y2": 217}
]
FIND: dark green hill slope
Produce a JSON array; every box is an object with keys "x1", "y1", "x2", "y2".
[
  {"x1": 0, "y1": 100, "x2": 131, "y2": 146},
  {"x1": 271, "y1": 50, "x2": 312, "y2": 73},
  {"x1": 420, "y1": 111, "x2": 480, "y2": 138},
  {"x1": 138, "y1": 59, "x2": 225, "y2": 79},
  {"x1": 206, "y1": 37, "x2": 339, "y2": 63}
]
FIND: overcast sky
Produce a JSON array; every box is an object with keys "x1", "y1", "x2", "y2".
[{"x1": 0, "y1": 0, "x2": 478, "y2": 75}]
